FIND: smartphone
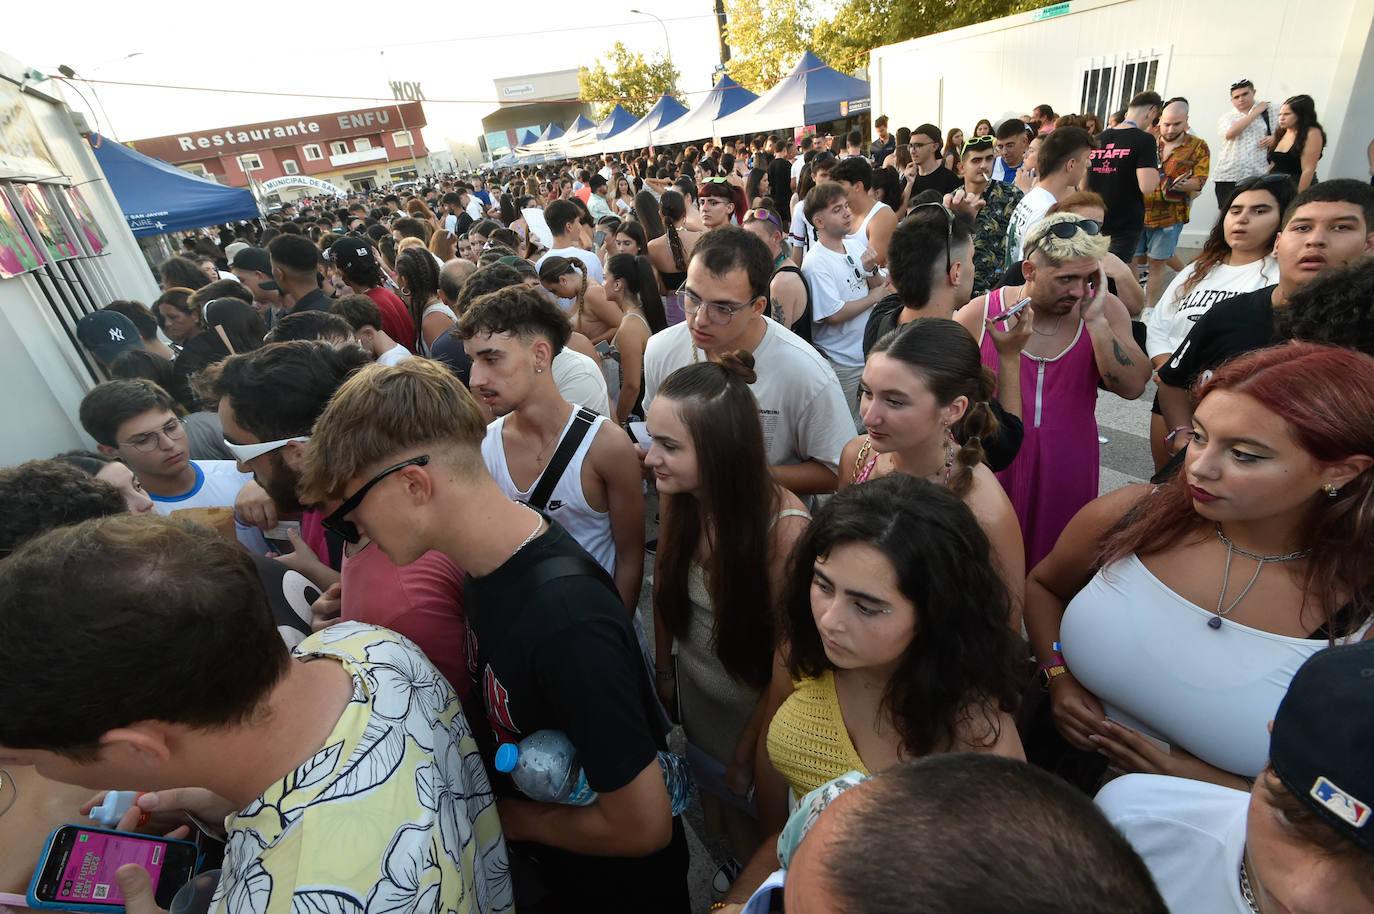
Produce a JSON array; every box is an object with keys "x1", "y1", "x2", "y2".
[
  {"x1": 27, "y1": 826, "x2": 199, "y2": 913},
  {"x1": 593, "y1": 229, "x2": 606, "y2": 248},
  {"x1": 1000, "y1": 296, "x2": 1032, "y2": 321}
]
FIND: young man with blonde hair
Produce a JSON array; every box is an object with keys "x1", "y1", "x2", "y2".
[{"x1": 299, "y1": 358, "x2": 689, "y2": 913}]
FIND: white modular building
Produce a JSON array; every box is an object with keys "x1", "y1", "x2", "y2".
[{"x1": 868, "y1": 0, "x2": 1374, "y2": 244}]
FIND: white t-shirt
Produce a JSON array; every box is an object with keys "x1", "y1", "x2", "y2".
[
  {"x1": 789, "y1": 198, "x2": 817, "y2": 253},
  {"x1": 148, "y1": 460, "x2": 268, "y2": 554},
  {"x1": 443, "y1": 213, "x2": 458, "y2": 234},
  {"x1": 464, "y1": 198, "x2": 484, "y2": 221},
  {"x1": 1215, "y1": 108, "x2": 1273, "y2": 182},
  {"x1": 536, "y1": 246, "x2": 605, "y2": 312},
  {"x1": 1005, "y1": 186, "x2": 1056, "y2": 264},
  {"x1": 643, "y1": 318, "x2": 852, "y2": 471},
  {"x1": 802, "y1": 238, "x2": 873, "y2": 368},
  {"x1": 552, "y1": 348, "x2": 611, "y2": 417},
  {"x1": 1095, "y1": 774, "x2": 1251, "y2": 914},
  {"x1": 376, "y1": 343, "x2": 411, "y2": 366},
  {"x1": 1145, "y1": 256, "x2": 1278, "y2": 359}
]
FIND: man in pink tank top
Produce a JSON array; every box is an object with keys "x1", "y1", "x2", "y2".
[{"x1": 972, "y1": 213, "x2": 1149, "y2": 567}]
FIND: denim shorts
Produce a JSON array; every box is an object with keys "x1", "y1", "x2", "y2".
[{"x1": 1137, "y1": 222, "x2": 1185, "y2": 260}]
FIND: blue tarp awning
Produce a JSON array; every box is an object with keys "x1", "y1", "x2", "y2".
[
  {"x1": 652, "y1": 74, "x2": 758, "y2": 146},
  {"x1": 567, "y1": 114, "x2": 596, "y2": 133},
  {"x1": 89, "y1": 134, "x2": 259, "y2": 237},
  {"x1": 712, "y1": 52, "x2": 871, "y2": 137},
  {"x1": 597, "y1": 95, "x2": 690, "y2": 154}
]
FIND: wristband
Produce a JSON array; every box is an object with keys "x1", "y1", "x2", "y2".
[{"x1": 654, "y1": 666, "x2": 676, "y2": 682}]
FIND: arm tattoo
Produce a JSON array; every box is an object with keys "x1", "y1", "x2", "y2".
[{"x1": 1112, "y1": 338, "x2": 1134, "y2": 367}]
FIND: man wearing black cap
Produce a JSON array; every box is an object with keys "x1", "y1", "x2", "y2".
[
  {"x1": 267, "y1": 235, "x2": 333, "y2": 315},
  {"x1": 1097, "y1": 641, "x2": 1374, "y2": 914},
  {"x1": 230, "y1": 246, "x2": 284, "y2": 326},
  {"x1": 326, "y1": 236, "x2": 415, "y2": 349},
  {"x1": 76, "y1": 310, "x2": 143, "y2": 366}
]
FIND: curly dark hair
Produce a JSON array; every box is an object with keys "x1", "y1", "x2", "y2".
[
  {"x1": 1285, "y1": 259, "x2": 1374, "y2": 355},
  {"x1": 0, "y1": 460, "x2": 125, "y2": 555},
  {"x1": 781, "y1": 474, "x2": 1022, "y2": 756}
]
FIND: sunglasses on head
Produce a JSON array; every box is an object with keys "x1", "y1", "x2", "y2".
[
  {"x1": 746, "y1": 208, "x2": 781, "y2": 230},
  {"x1": 1025, "y1": 218, "x2": 1102, "y2": 255},
  {"x1": 960, "y1": 135, "x2": 995, "y2": 155}
]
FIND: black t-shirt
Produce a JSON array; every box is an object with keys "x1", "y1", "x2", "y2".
[
  {"x1": 870, "y1": 136, "x2": 895, "y2": 167},
  {"x1": 861, "y1": 295, "x2": 1025, "y2": 473},
  {"x1": 428, "y1": 330, "x2": 472, "y2": 386},
  {"x1": 464, "y1": 522, "x2": 690, "y2": 912},
  {"x1": 1156, "y1": 285, "x2": 1279, "y2": 389},
  {"x1": 289, "y1": 288, "x2": 334, "y2": 314},
  {"x1": 1087, "y1": 127, "x2": 1159, "y2": 235},
  {"x1": 906, "y1": 164, "x2": 962, "y2": 198}
]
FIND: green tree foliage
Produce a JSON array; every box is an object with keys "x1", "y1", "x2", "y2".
[
  {"x1": 813, "y1": 0, "x2": 1041, "y2": 72},
  {"x1": 723, "y1": 0, "x2": 816, "y2": 90},
  {"x1": 578, "y1": 42, "x2": 682, "y2": 119}
]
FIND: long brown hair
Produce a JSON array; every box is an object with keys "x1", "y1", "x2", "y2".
[
  {"x1": 660, "y1": 190, "x2": 688, "y2": 271},
  {"x1": 654, "y1": 351, "x2": 777, "y2": 687},
  {"x1": 1101, "y1": 343, "x2": 1374, "y2": 637},
  {"x1": 1180, "y1": 176, "x2": 1294, "y2": 297}
]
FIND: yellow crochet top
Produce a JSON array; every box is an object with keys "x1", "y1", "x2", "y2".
[{"x1": 766, "y1": 669, "x2": 871, "y2": 799}]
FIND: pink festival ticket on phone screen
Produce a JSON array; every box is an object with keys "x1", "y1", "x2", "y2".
[{"x1": 54, "y1": 831, "x2": 166, "y2": 905}]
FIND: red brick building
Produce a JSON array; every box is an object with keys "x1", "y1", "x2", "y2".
[{"x1": 129, "y1": 103, "x2": 429, "y2": 193}]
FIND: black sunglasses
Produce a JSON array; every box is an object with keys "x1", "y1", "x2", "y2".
[
  {"x1": 1024, "y1": 219, "x2": 1102, "y2": 255},
  {"x1": 322, "y1": 455, "x2": 430, "y2": 544},
  {"x1": 911, "y1": 202, "x2": 954, "y2": 273}
]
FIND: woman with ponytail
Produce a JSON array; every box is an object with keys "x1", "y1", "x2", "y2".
[
  {"x1": 537, "y1": 255, "x2": 623, "y2": 345},
  {"x1": 605, "y1": 253, "x2": 667, "y2": 424},
  {"x1": 644, "y1": 350, "x2": 810, "y2": 863},
  {"x1": 839, "y1": 318, "x2": 1025, "y2": 617},
  {"x1": 647, "y1": 189, "x2": 702, "y2": 321}
]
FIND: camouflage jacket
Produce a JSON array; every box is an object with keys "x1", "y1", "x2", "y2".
[{"x1": 972, "y1": 180, "x2": 1023, "y2": 294}]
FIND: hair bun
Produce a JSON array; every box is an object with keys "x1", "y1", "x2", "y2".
[{"x1": 718, "y1": 349, "x2": 758, "y2": 385}]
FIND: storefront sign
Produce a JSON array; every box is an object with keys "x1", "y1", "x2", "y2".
[{"x1": 1032, "y1": 2, "x2": 1071, "y2": 21}]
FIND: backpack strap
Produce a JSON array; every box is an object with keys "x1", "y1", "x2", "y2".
[{"x1": 525, "y1": 407, "x2": 597, "y2": 512}]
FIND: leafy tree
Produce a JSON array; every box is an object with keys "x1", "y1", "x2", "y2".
[
  {"x1": 722, "y1": 0, "x2": 816, "y2": 90},
  {"x1": 578, "y1": 42, "x2": 681, "y2": 119},
  {"x1": 813, "y1": 0, "x2": 1040, "y2": 72}
]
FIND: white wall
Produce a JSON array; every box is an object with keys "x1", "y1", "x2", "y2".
[
  {"x1": 871, "y1": 0, "x2": 1374, "y2": 245},
  {"x1": 0, "y1": 50, "x2": 161, "y2": 467}
]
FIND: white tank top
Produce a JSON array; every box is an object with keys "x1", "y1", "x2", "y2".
[
  {"x1": 1060, "y1": 554, "x2": 1372, "y2": 778},
  {"x1": 419, "y1": 301, "x2": 458, "y2": 357},
  {"x1": 845, "y1": 200, "x2": 891, "y2": 249},
  {"x1": 481, "y1": 409, "x2": 615, "y2": 574}
]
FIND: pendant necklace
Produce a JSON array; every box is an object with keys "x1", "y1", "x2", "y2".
[
  {"x1": 1210, "y1": 525, "x2": 1310, "y2": 630},
  {"x1": 1031, "y1": 313, "x2": 1068, "y2": 336}
]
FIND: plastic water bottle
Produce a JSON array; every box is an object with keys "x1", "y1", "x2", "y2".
[{"x1": 495, "y1": 729, "x2": 693, "y2": 815}]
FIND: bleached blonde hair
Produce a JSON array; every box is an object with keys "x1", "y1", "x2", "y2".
[{"x1": 1024, "y1": 213, "x2": 1111, "y2": 265}]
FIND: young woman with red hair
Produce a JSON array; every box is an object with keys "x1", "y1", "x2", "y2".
[{"x1": 1024, "y1": 342, "x2": 1374, "y2": 789}]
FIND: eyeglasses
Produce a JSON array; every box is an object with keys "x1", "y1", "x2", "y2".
[
  {"x1": 909, "y1": 140, "x2": 938, "y2": 151},
  {"x1": 322, "y1": 455, "x2": 430, "y2": 544},
  {"x1": 678, "y1": 284, "x2": 756, "y2": 325},
  {"x1": 911, "y1": 202, "x2": 954, "y2": 273},
  {"x1": 1025, "y1": 219, "x2": 1102, "y2": 255},
  {"x1": 223, "y1": 435, "x2": 310, "y2": 463},
  {"x1": 746, "y1": 208, "x2": 781, "y2": 230},
  {"x1": 119, "y1": 417, "x2": 187, "y2": 452},
  {"x1": 960, "y1": 135, "x2": 995, "y2": 155}
]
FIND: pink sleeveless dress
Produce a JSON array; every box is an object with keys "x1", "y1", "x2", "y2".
[{"x1": 979, "y1": 288, "x2": 1102, "y2": 568}]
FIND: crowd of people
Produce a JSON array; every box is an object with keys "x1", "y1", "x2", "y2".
[{"x1": 3, "y1": 75, "x2": 1374, "y2": 914}]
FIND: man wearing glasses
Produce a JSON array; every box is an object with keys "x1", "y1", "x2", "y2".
[
  {"x1": 77, "y1": 379, "x2": 268, "y2": 554},
  {"x1": 907, "y1": 124, "x2": 962, "y2": 198},
  {"x1": 643, "y1": 226, "x2": 854, "y2": 495},
  {"x1": 992, "y1": 118, "x2": 1033, "y2": 185}
]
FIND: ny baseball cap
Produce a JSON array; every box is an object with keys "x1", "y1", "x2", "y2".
[
  {"x1": 229, "y1": 247, "x2": 279, "y2": 290},
  {"x1": 1271, "y1": 641, "x2": 1374, "y2": 853},
  {"x1": 77, "y1": 311, "x2": 144, "y2": 365}
]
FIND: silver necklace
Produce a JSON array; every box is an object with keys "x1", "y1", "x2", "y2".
[
  {"x1": 1210, "y1": 526, "x2": 1310, "y2": 630},
  {"x1": 1031, "y1": 313, "x2": 1068, "y2": 336},
  {"x1": 1239, "y1": 855, "x2": 1261, "y2": 913},
  {"x1": 513, "y1": 509, "x2": 544, "y2": 556}
]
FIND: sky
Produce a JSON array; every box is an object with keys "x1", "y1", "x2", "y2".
[{"x1": 7, "y1": 0, "x2": 749, "y2": 152}]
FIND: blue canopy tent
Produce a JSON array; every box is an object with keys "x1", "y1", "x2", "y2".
[
  {"x1": 652, "y1": 74, "x2": 758, "y2": 146},
  {"x1": 711, "y1": 52, "x2": 870, "y2": 137},
  {"x1": 567, "y1": 114, "x2": 596, "y2": 133},
  {"x1": 597, "y1": 95, "x2": 690, "y2": 154},
  {"x1": 516, "y1": 122, "x2": 567, "y2": 164},
  {"x1": 88, "y1": 134, "x2": 258, "y2": 237},
  {"x1": 596, "y1": 105, "x2": 638, "y2": 139}
]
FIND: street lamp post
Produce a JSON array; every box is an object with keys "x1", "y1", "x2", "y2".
[{"x1": 629, "y1": 9, "x2": 673, "y2": 72}]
